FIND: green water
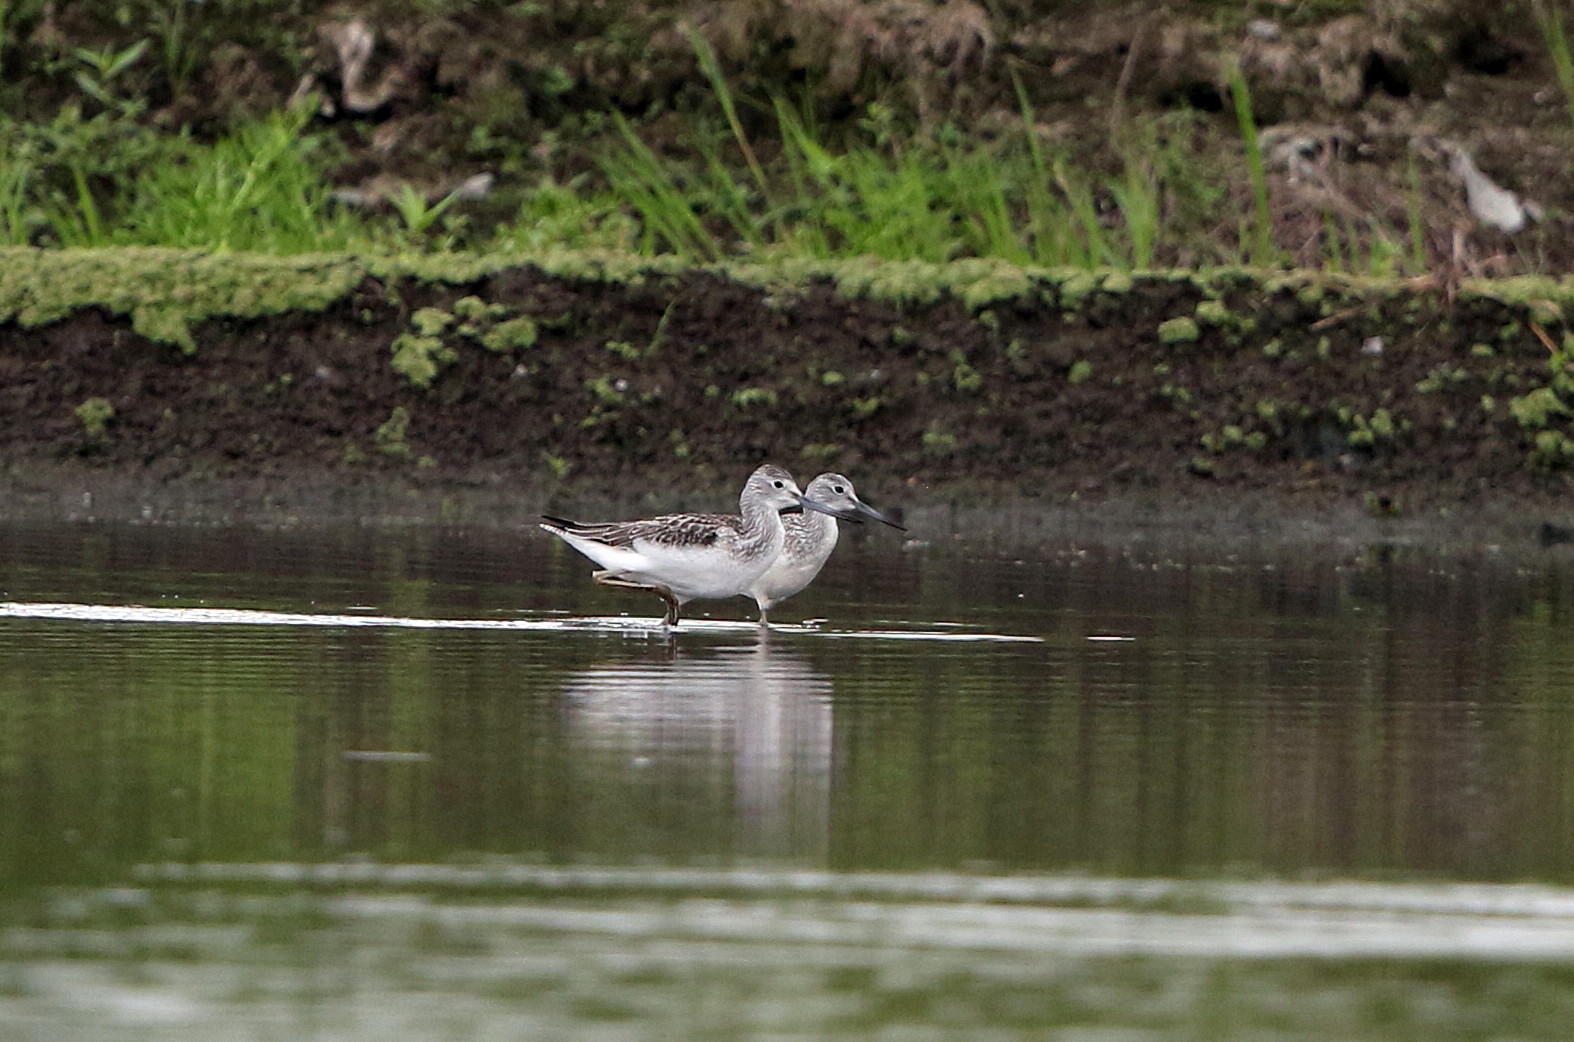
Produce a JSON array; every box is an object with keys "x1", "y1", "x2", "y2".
[{"x1": 4, "y1": 520, "x2": 1574, "y2": 1039}]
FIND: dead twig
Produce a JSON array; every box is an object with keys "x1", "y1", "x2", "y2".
[
  {"x1": 1309, "y1": 306, "x2": 1363, "y2": 331},
  {"x1": 1108, "y1": 16, "x2": 1151, "y2": 140},
  {"x1": 1530, "y1": 321, "x2": 1562, "y2": 357}
]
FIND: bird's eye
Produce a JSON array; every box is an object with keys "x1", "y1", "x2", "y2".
[
  {"x1": 833, "y1": 485, "x2": 846, "y2": 494},
  {"x1": 772, "y1": 480, "x2": 784, "y2": 488}
]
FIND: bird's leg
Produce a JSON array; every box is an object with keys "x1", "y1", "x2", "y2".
[
  {"x1": 756, "y1": 609, "x2": 769, "y2": 629},
  {"x1": 593, "y1": 571, "x2": 680, "y2": 627},
  {"x1": 592, "y1": 570, "x2": 653, "y2": 591}
]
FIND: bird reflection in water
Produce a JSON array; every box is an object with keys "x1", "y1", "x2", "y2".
[{"x1": 560, "y1": 634, "x2": 833, "y2": 861}]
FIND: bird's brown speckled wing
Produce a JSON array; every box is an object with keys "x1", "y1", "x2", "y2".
[{"x1": 541, "y1": 512, "x2": 741, "y2": 549}]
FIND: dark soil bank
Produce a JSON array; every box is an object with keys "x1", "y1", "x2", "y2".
[{"x1": 3, "y1": 249, "x2": 1574, "y2": 528}]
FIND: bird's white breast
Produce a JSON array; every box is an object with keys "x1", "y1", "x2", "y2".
[{"x1": 750, "y1": 512, "x2": 839, "y2": 607}]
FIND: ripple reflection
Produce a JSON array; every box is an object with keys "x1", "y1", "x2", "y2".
[{"x1": 561, "y1": 637, "x2": 833, "y2": 860}]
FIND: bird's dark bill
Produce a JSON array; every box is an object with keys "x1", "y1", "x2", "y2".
[{"x1": 853, "y1": 499, "x2": 906, "y2": 531}]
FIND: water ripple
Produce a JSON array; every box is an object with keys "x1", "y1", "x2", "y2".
[
  {"x1": 124, "y1": 861, "x2": 1574, "y2": 961},
  {"x1": 0, "y1": 601, "x2": 1043, "y2": 642}
]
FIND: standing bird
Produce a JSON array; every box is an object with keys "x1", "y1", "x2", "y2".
[
  {"x1": 745, "y1": 472, "x2": 905, "y2": 626},
  {"x1": 540, "y1": 464, "x2": 838, "y2": 627}
]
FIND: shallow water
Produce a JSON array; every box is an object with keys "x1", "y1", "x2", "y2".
[{"x1": 4, "y1": 519, "x2": 1574, "y2": 1039}]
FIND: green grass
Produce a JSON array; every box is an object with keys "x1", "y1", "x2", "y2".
[
  {"x1": 599, "y1": 112, "x2": 726, "y2": 261},
  {"x1": 0, "y1": 45, "x2": 1450, "y2": 276},
  {"x1": 1225, "y1": 59, "x2": 1277, "y2": 267},
  {"x1": 576, "y1": 41, "x2": 1274, "y2": 271},
  {"x1": 1536, "y1": 0, "x2": 1574, "y2": 137},
  {"x1": 596, "y1": 78, "x2": 1141, "y2": 268},
  {"x1": 488, "y1": 177, "x2": 633, "y2": 254},
  {"x1": 1405, "y1": 152, "x2": 1428, "y2": 272},
  {"x1": 592, "y1": 81, "x2": 1248, "y2": 272},
  {"x1": 113, "y1": 105, "x2": 360, "y2": 252},
  {"x1": 0, "y1": 94, "x2": 1435, "y2": 275}
]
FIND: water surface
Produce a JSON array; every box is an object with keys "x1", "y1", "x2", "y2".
[{"x1": 4, "y1": 519, "x2": 1574, "y2": 1039}]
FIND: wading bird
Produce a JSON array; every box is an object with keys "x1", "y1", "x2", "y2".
[
  {"x1": 746, "y1": 472, "x2": 905, "y2": 626},
  {"x1": 540, "y1": 463, "x2": 839, "y2": 627}
]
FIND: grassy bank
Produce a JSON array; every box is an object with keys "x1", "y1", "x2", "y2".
[
  {"x1": 0, "y1": 3, "x2": 1570, "y2": 273},
  {"x1": 0, "y1": 79, "x2": 1293, "y2": 270}
]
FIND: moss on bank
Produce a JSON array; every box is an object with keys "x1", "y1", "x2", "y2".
[
  {"x1": 6, "y1": 246, "x2": 1572, "y2": 327},
  {"x1": 2, "y1": 247, "x2": 1573, "y2": 508}
]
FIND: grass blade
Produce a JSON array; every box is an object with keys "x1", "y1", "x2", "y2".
[{"x1": 1224, "y1": 59, "x2": 1277, "y2": 266}]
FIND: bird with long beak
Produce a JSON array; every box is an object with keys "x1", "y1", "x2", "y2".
[
  {"x1": 745, "y1": 472, "x2": 905, "y2": 625},
  {"x1": 540, "y1": 464, "x2": 841, "y2": 627}
]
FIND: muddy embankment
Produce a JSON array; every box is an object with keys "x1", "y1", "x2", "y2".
[{"x1": 2, "y1": 248, "x2": 1574, "y2": 538}]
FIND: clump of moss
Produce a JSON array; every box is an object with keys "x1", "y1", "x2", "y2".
[
  {"x1": 453, "y1": 295, "x2": 506, "y2": 325},
  {"x1": 1193, "y1": 299, "x2": 1256, "y2": 338},
  {"x1": 482, "y1": 317, "x2": 539, "y2": 352},
  {"x1": 951, "y1": 352, "x2": 983, "y2": 392},
  {"x1": 74, "y1": 397, "x2": 115, "y2": 436},
  {"x1": 730, "y1": 387, "x2": 778, "y2": 409},
  {"x1": 541, "y1": 452, "x2": 572, "y2": 478},
  {"x1": 437, "y1": 296, "x2": 541, "y2": 353},
  {"x1": 0, "y1": 249, "x2": 365, "y2": 342},
  {"x1": 921, "y1": 427, "x2": 958, "y2": 454},
  {"x1": 1057, "y1": 272, "x2": 1102, "y2": 310},
  {"x1": 1100, "y1": 272, "x2": 1134, "y2": 295},
  {"x1": 585, "y1": 375, "x2": 626, "y2": 405},
  {"x1": 410, "y1": 308, "x2": 453, "y2": 337},
  {"x1": 132, "y1": 307, "x2": 196, "y2": 354},
  {"x1": 1347, "y1": 409, "x2": 1398, "y2": 447},
  {"x1": 1416, "y1": 365, "x2": 1471, "y2": 394},
  {"x1": 1194, "y1": 300, "x2": 1230, "y2": 326},
  {"x1": 1532, "y1": 430, "x2": 1574, "y2": 468},
  {"x1": 952, "y1": 258, "x2": 1033, "y2": 311},
  {"x1": 830, "y1": 257, "x2": 947, "y2": 307},
  {"x1": 1201, "y1": 422, "x2": 1272, "y2": 454},
  {"x1": 391, "y1": 333, "x2": 457, "y2": 388},
  {"x1": 1158, "y1": 317, "x2": 1200, "y2": 345},
  {"x1": 1200, "y1": 425, "x2": 1241, "y2": 453},
  {"x1": 1510, "y1": 388, "x2": 1570, "y2": 429},
  {"x1": 374, "y1": 407, "x2": 413, "y2": 458}
]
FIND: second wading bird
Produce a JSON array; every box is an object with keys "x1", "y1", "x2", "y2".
[
  {"x1": 540, "y1": 463, "x2": 840, "y2": 627},
  {"x1": 745, "y1": 472, "x2": 905, "y2": 626}
]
